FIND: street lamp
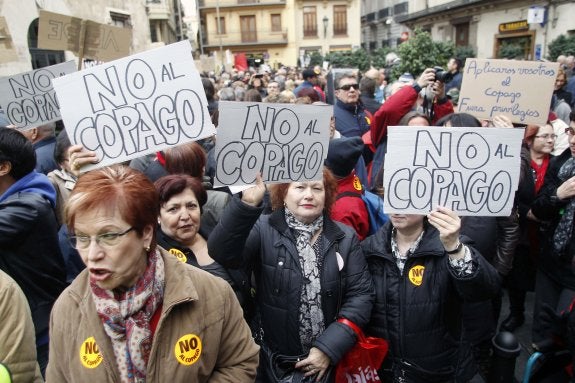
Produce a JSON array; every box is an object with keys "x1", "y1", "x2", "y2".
[{"x1": 323, "y1": 16, "x2": 329, "y2": 38}]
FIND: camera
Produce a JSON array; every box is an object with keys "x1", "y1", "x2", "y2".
[{"x1": 433, "y1": 66, "x2": 454, "y2": 83}]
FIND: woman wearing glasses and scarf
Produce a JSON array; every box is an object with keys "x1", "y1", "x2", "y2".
[
  {"x1": 46, "y1": 165, "x2": 259, "y2": 383},
  {"x1": 531, "y1": 111, "x2": 575, "y2": 344},
  {"x1": 208, "y1": 170, "x2": 374, "y2": 382}
]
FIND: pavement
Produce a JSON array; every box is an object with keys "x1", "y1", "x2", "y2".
[{"x1": 470, "y1": 290, "x2": 535, "y2": 383}]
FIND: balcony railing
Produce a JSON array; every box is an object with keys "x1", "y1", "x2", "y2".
[
  {"x1": 199, "y1": 0, "x2": 286, "y2": 8},
  {"x1": 202, "y1": 28, "x2": 288, "y2": 47}
]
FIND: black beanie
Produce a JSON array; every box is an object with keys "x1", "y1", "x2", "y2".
[{"x1": 325, "y1": 136, "x2": 364, "y2": 178}]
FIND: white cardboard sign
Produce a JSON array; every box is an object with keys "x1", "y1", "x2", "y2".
[
  {"x1": 0, "y1": 61, "x2": 76, "y2": 130},
  {"x1": 53, "y1": 40, "x2": 215, "y2": 171},
  {"x1": 383, "y1": 126, "x2": 524, "y2": 216},
  {"x1": 215, "y1": 101, "x2": 332, "y2": 187},
  {"x1": 458, "y1": 58, "x2": 559, "y2": 125}
]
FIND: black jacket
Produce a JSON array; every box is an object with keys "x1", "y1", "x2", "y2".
[
  {"x1": 531, "y1": 148, "x2": 575, "y2": 288},
  {"x1": 0, "y1": 191, "x2": 67, "y2": 337},
  {"x1": 156, "y1": 227, "x2": 254, "y2": 319},
  {"x1": 362, "y1": 222, "x2": 501, "y2": 382},
  {"x1": 208, "y1": 196, "x2": 374, "y2": 364}
]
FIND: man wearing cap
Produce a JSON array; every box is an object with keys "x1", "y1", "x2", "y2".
[
  {"x1": 293, "y1": 68, "x2": 320, "y2": 99},
  {"x1": 325, "y1": 137, "x2": 370, "y2": 240}
]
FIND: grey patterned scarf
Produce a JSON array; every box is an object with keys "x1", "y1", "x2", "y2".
[
  {"x1": 553, "y1": 157, "x2": 575, "y2": 256},
  {"x1": 284, "y1": 208, "x2": 325, "y2": 351}
]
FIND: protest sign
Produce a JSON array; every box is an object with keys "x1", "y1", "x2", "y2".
[
  {"x1": 0, "y1": 17, "x2": 18, "y2": 63},
  {"x1": 52, "y1": 40, "x2": 216, "y2": 171},
  {"x1": 215, "y1": 101, "x2": 332, "y2": 187},
  {"x1": 457, "y1": 59, "x2": 558, "y2": 125},
  {"x1": 38, "y1": 10, "x2": 131, "y2": 62},
  {"x1": 383, "y1": 126, "x2": 524, "y2": 216},
  {"x1": 0, "y1": 61, "x2": 76, "y2": 130}
]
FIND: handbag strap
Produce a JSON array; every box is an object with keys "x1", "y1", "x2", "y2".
[{"x1": 337, "y1": 318, "x2": 365, "y2": 341}]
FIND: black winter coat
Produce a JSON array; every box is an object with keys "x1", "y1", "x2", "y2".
[
  {"x1": 208, "y1": 196, "x2": 374, "y2": 364},
  {"x1": 531, "y1": 148, "x2": 575, "y2": 289},
  {"x1": 362, "y1": 222, "x2": 501, "y2": 382},
  {"x1": 0, "y1": 192, "x2": 67, "y2": 337}
]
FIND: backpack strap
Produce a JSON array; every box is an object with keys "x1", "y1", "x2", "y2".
[{"x1": 336, "y1": 190, "x2": 363, "y2": 201}]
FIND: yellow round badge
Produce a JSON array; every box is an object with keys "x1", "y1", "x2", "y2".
[
  {"x1": 169, "y1": 248, "x2": 187, "y2": 263},
  {"x1": 174, "y1": 334, "x2": 202, "y2": 366},
  {"x1": 352, "y1": 175, "x2": 362, "y2": 191},
  {"x1": 79, "y1": 336, "x2": 103, "y2": 369},
  {"x1": 408, "y1": 265, "x2": 425, "y2": 286}
]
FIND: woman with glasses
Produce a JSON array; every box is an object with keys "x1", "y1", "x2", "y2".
[
  {"x1": 46, "y1": 165, "x2": 259, "y2": 383},
  {"x1": 531, "y1": 111, "x2": 575, "y2": 344},
  {"x1": 501, "y1": 123, "x2": 556, "y2": 333}
]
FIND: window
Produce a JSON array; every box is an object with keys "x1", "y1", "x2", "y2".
[
  {"x1": 150, "y1": 20, "x2": 160, "y2": 42},
  {"x1": 333, "y1": 5, "x2": 347, "y2": 36},
  {"x1": 216, "y1": 16, "x2": 226, "y2": 34},
  {"x1": 393, "y1": 2, "x2": 408, "y2": 15},
  {"x1": 271, "y1": 14, "x2": 282, "y2": 32},
  {"x1": 303, "y1": 6, "x2": 317, "y2": 37},
  {"x1": 240, "y1": 15, "x2": 257, "y2": 43},
  {"x1": 110, "y1": 11, "x2": 131, "y2": 28}
]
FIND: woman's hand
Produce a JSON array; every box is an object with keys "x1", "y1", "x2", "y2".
[
  {"x1": 427, "y1": 206, "x2": 463, "y2": 258},
  {"x1": 68, "y1": 145, "x2": 100, "y2": 177},
  {"x1": 294, "y1": 347, "x2": 331, "y2": 382},
  {"x1": 556, "y1": 175, "x2": 575, "y2": 200},
  {"x1": 241, "y1": 173, "x2": 266, "y2": 207},
  {"x1": 491, "y1": 114, "x2": 513, "y2": 128}
]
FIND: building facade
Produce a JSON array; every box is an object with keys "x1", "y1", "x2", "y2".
[
  {"x1": 0, "y1": 0, "x2": 185, "y2": 76},
  {"x1": 362, "y1": 0, "x2": 575, "y2": 61},
  {"x1": 198, "y1": 0, "x2": 361, "y2": 68}
]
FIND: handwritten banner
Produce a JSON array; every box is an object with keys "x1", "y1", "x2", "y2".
[
  {"x1": 38, "y1": 10, "x2": 131, "y2": 62},
  {"x1": 0, "y1": 61, "x2": 76, "y2": 130},
  {"x1": 215, "y1": 101, "x2": 332, "y2": 187},
  {"x1": 383, "y1": 126, "x2": 524, "y2": 216},
  {"x1": 52, "y1": 40, "x2": 215, "y2": 171},
  {"x1": 458, "y1": 59, "x2": 559, "y2": 125}
]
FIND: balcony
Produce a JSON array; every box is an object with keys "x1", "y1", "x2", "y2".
[
  {"x1": 202, "y1": 28, "x2": 288, "y2": 48},
  {"x1": 198, "y1": 0, "x2": 286, "y2": 9},
  {"x1": 146, "y1": 1, "x2": 172, "y2": 20}
]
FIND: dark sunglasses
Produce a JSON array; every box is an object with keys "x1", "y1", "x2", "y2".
[{"x1": 338, "y1": 83, "x2": 358, "y2": 91}]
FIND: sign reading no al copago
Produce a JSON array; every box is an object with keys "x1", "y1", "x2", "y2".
[
  {"x1": 458, "y1": 59, "x2": 559, "y2": 125},
  {"x1": 215, "y1": 101, "x2": 332, "y2": 187},
  {"x1": 52, "y1": 40, "x2": 215, "y2": 170},
  {"x1": 0, "y1": 61, "x2": 76, "y2": 130},
  {"x1": 383, "y1": 126, "x2": 524, "y2": 216}
]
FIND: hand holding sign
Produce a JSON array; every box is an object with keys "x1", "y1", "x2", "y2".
[
  {"x1": 68, "y1": 144, "x2": 99, "y2": 176},
  {"x1": 241, "y1": 173, "x2": 267, "y2": 207},
  {"x1": 427, "y1": 206, "x2": 462, "y2": 255}
]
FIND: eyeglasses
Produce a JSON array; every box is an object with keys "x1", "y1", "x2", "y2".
[
  {"x1": 338, "y1": 83, "x2": 358, "y2": 91},
  {"x1": 565, "y1": 128, "x2": 575, "y2": 136},
  {"x1": 534, "y1": 134, "x2": 558, "y2": 140},
  {"x1": 69, "y1": 227, "x2": 134, "y2": 250}
]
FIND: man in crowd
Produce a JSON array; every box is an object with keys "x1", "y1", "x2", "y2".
[
  {"x1": 20, "y1": 123, "x2": 59, "y2": 175},
  {"x1": 445, "y1": 57, "x2": 463, "y2": 92},
  {"x1": 0, "y1": 127, "x2": 67, "y2": 375}
]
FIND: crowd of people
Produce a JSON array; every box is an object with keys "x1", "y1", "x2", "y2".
[{"x1": 1, "y1": 53, "x2": 575, "y2": 383}]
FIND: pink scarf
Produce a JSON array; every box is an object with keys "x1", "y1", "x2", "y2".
[{"x1": 91, "y1": 249, "x2": 165, "y2": 382}]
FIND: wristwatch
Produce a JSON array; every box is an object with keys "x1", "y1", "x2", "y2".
[{"x1": 445, "y1": 241, "x2": 463, "y2": 255}]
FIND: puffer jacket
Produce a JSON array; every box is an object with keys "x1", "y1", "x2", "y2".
[
  {"x1": 0, "y1": 172, "x2": 67, "y2": 339},
  {"x1": 362, "y1": 222, "x2": 501, "y2": 382},
  {"x1": 46, "y1": 249, "x2": 259, "y2": 382},
  {"x1": 207, "y1": 196, "x2": 374, "y2": 365}
]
